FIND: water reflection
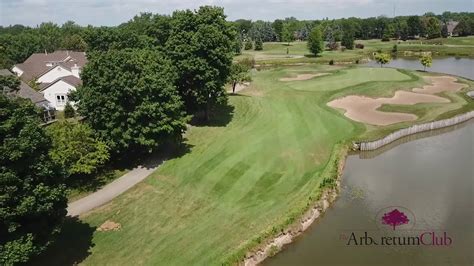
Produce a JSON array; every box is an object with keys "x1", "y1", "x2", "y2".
[{"x1": 266, "y1": 120, "x2": 473, "y2": 266}]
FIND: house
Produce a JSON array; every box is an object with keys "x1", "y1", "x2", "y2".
[
  {"x1": 0, "y1": 69, "x2": 56, "y2": 122},
  {"x1": 446, "y1": 21, "x2": 459, "y2": 37},
  {"x1": 12, "y1": 50, "x2": 87, "y2": 110}
]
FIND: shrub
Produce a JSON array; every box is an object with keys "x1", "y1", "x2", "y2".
[
  {"x1": 341, "y1": 33, "x2": 354, "y2": 49},
  {"x1": 392, "y1": 44, "x2": 398, "y2": 53},
  {"x1": 64, "y1": 102, "x2": 75, "y2": 118},
  {"x1": 355, "y1": 43, "x2": 364, "y2": 49},
  {"x1": 254, "y1": 38, "x2": 263, "y2": 51},
  {"x1": 244, "y1": 41, "x2": 252, "y2": 50}
]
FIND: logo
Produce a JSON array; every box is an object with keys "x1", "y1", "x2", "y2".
[
  {"x1": 339, "y1": 206, "x2": 452, "y2": 247},
  {"x1": 375, "y1": 206, "x2": 415, "y2": 230}
]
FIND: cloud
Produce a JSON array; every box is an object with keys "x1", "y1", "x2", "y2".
[{"x1": 0, "y1": 0, "x2": 470, "y2": 26}]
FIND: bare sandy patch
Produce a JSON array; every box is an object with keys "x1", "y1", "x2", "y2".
[
  {"x1": 413, "y1": 76, "x2": 467, "y2": 94},
  {"x1": 228, "y1": 82, "x2": 250, "y2": 93},
  {"x1": 97, "y1": 220, "x2": 121, "y2": 232},
  {"x1": 327, "y1": 76, "x2": 462, "y2": 126},
  {"x1": 280, "y1": 73, "x2": 329, "y2": 82}
]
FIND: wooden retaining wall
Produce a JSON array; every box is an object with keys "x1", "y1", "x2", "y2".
[{"x1": 356, "y1": 111, "x2": 474, "y2": 151}]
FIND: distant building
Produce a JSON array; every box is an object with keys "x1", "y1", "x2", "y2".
[
  {"x1": 446, "y1": 21, "x2": 459, "y2": 37},
  {"x1": 0, "y1": 69, "x2": 55, "y2": 122},
  {"x1": 12, "y1": 50, "x2": 87, "y2": 110}
]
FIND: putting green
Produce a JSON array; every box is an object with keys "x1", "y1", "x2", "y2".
[{"x1": 59, "y1": 66, "x2": 472, "y2": 265}]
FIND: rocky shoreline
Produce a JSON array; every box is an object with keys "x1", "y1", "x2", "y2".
[{"x1": 242, "y1": 152, "x2": 346, "y2": 266}]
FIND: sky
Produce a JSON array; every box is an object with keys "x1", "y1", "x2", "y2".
[{"x1": 1, "y1": 0, "x2": 473, "y2": 26}]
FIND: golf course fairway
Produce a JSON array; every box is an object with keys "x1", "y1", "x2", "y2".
[{"x1": 54, "y1": 66, "x2": 473, "y2": 265}]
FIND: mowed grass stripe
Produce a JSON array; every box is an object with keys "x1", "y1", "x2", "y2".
[{"x1": 55, "y1": 65, "x2": 473, "y2": 266}]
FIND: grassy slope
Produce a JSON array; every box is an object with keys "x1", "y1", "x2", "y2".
[
  {"x1": 50, "y1": 66, "x2": 473, "y2": 265},
  {"x1": 238, "y1": 36, "x2": 474, "y2": 65}
]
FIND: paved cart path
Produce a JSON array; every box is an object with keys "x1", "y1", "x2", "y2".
[{"x1": 67, "y1": 156, "x2": 164, "y2": 216}]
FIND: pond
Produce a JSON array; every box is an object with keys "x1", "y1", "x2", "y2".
[
  {"x1": 364, "y1": 57, "x2": 474, "y2": 80},
  {"x1": 265, "y1": 120, "x2": 473, "y2": 266}
]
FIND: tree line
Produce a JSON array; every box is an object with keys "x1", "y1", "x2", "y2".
[
  {"x1": 233, "y1": 12, "x2": 474, "y2": 44},
  {"x1": 0, "y1": 6, "x2": 248, "y2": 264}
]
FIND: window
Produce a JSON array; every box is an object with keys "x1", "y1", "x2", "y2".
[{"x1": 56, "y1": 94, "x2": 67, "y2": 105}]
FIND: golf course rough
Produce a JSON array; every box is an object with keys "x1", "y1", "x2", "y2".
[{"x1": 75, "y1": 66, "x2": 473, "y2": 265}]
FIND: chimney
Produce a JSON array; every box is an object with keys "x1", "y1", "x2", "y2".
[{"x1": 71, "y1": 63, "x2": 81, "y2": 78}]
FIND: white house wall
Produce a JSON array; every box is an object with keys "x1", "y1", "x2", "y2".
[
  {"x1": 12, "y1": 66, "x2": 24, "y2": 77},
  {"x1": 41, "y1": 80, "x2": 76, "y2": 110},
  {"x1": 38, "y1": 65, "x2": 73, "y2": 83}
]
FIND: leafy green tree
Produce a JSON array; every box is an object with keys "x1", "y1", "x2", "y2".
[
  {"x1": 392, "y1": 44, "x2": 398, "y2": 54},
  {"x1": 63, "y1": 102, "x2": 75, "y2": 118},
  {"x1": 420, "y1": 54, "x2": 433, "y2": 71},
  {"x1": 254, "y1": 38, "x2": 263, "y2": 51},
  {"x1": 244, "y1": 40, "x2": 253, "y2": 50},
  {"x1": 73, "y1": 49, "x2": 188, "y2": 154},
  {"x1": 234, "y1": 19, "x2": 252, "y2": 35},
  {"x1": 233, "y1": 34, "x2": 243, "y2": 55},
  {"x1": 453, "y1": 18, "x2": 472, "y2": 36},
  {"x1": 341, "y1": 32, "x2": 354, "y2": 49},
  {"x1": 425, "y1": 17, "x2": 441, "y2": 39},
  {"x1": 281, "y1": 24, "x2": 295, "y2": 45},
  {"x1": 249, "y1": 21, "x2": 277, "y2": 42},
  {"x1": 441, "y1": 23, "x2": 449, "y2": 38},
  {"x1": 307, "y1": 26, "x2": 324, "y2": 56},
  {"x1": 375, "y1": 53, "x2": 391, "y2": 67},
  {"x1": 272, "y1": 19, "x2": 284, "y2": 41},
  {"x1": 166, "y1": 6, "x2": 235, "y2": 120},
  {"x1": 0, "y1": 95, "x2": 66, "y2": 265},
  {"x1": 46, "y1": 121, "x2": 109, "y2": 177},
  {"x1": 0, "y1": 74, "x2": 20, "y2": 94},
  {"x1": 407, "y1": 16, "x2": 423, "y2": 37},
  {"x1": 228, "y1": 62, "x2": 251, "y2": 94},
  {"x1": 61, "y1": 34, "x2": 86, "y2": 51}
]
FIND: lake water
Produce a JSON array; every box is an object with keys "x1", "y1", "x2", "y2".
[
  {"x1": 265, "y1": 120, "x2": 473, "y2": 266},
  {"x1": 265, "y1": 58, "x2": 474, "y2": 266},
  {"x1": 364, "y1": 57, "x2": 474, "y2": 80}
]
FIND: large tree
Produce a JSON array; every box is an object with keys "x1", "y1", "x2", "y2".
[
  {"x1": 425, "y1": 17, "x2": 441, "y2": 39},
  {"x1": 307, "y1": 26, "x2": 324, "y2": 56},
  {"x1": 165, "y1": 6, "x2": 235, "y2": 120},
  {"x1": 46, "y1": 121, "x2": 110, "y2": 178},
  {"x1": 407, "y1": 16, "x2": 424, "y2": 37},
  {"x1": 0, "y1": 94, "x2": 66, "y2": 265},
  {"x1": 228, "y1": 62, "x2": 251, "y2": 94},
  {"x1": 341, "y1": 31, "x2": 355, "y2": 49},
  {"x1": 73, "y1": 49, "x2": 188, "y2": 155},
  {"x1": 453, "y1": 17, "x2": 473, "y2": 36}
]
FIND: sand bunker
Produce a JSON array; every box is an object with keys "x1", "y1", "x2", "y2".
[
  {"x1": 280, "y1": 73, "x2": 329, "y2": 82},
  {"x1": 97, "y1": 220, "x2": 121, "y2": 232},
  {"x1": 413, "y1": 76, "x2": 466, "y2": 94},
  {"x1": 327, "y1": 76, "x2": 466, "y2": 126}
]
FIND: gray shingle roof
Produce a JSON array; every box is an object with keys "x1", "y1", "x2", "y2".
[
  {"x1": 0, "y1": 69, "x2": 50, "y2": 106},
  {"x1": 14, "y1": 50, "x2": 87, "y2": 82},
  {"x1": 40, "y1": 75, "x2": 82, "y2": 91}
]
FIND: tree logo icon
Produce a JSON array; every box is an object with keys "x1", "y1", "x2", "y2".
[
  {"x1": 375, "y1": 206, "x2": 415, "y2": 230},
  {"x1": 382, "y1": 209, "x2": 410, "y2": 230}
]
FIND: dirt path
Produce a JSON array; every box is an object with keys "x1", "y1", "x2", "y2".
[{"x1": 67, "y1": 156, "x2": 164, "y2": 216}]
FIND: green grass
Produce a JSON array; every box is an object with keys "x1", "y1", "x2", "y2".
[
  {"x1": 239, "y1": 36, "x2": 474, "y2": 66},
  {"x1": 67, "y1": 168, "x2": 129, "y2": 201},
  {"x1": 44, "y1": 66, "x2": 473, "y2": 265}
]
